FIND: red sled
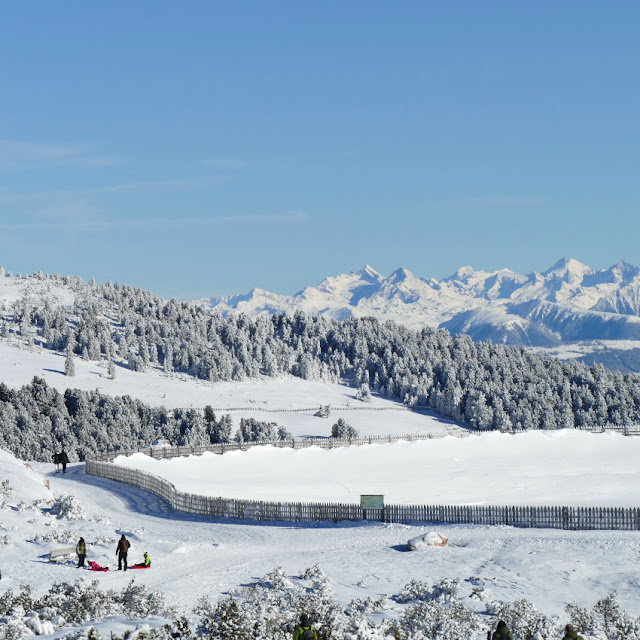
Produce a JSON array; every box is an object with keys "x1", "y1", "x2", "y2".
[
  {"x1": 88, "y1": 561, "x2": 109, "y2": 572},
  {"x1": 130, "y1": 564, "x2": 151, "y2": 569}
]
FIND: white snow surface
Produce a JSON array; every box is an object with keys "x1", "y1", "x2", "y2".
[{"x1": 114, "y1": 430, "x2": 640, "y2": 506}]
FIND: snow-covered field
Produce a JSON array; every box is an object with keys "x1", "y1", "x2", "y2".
[
  {"x1": 113, "y1": 430, "x2": 640, "y2": 507},
  {"x1": 2, "y1": 447, "x2": 640, "y2": 639}
]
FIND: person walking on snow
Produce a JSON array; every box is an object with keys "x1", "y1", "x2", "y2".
[
  {"x1": 563, "y1": 624, "x2": 584, "y2": 640},
  {"x1": 116, "y1": 534, "x2": 130, "y2": 571},
  {"x1": 76, "y1": 537, "x2": 86, "y2": 567},
  {"x1": 293, "y1": 613, "x2": 318, "y2": 640},
  {"x1": 59, "y1": 450, "x2": 69, "y2": 473}
]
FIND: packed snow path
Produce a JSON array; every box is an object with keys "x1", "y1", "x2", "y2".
[{"x1": 11, "y1": 461, "x2": 640, "y2": 619}]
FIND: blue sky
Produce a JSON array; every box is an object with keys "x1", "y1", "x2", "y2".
[{"x1": 1, "y1": 1, "x2": 639, "y2": 299}]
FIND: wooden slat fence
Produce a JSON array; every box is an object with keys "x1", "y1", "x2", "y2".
[
  {"x1": 85, "y1": 459, "x2": 640, "y2": 531},
  {"x1": 87, "y1": 431, "x2": 464, "y2": 462}
]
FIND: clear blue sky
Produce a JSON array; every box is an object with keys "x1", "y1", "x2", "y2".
[{"x1": 1, "y1": 1, "x2": 639, "y2": 299}]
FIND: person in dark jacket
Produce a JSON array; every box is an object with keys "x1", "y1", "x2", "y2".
[
  {"x1": 491, "y1": 620, "x2": 513, "y2": 640},
  {"x1": 116, "y1": 534, "x2": 130, "y2": 570},
  {"x1": 563, "y1": 624, "x2": 584, "y2": 640},
  {"x1": 76, "y1": 537, "x2": 87, "y2": 567},
  {"x1": 59, "y1": 450, "x2": 69, "y2": 473}
]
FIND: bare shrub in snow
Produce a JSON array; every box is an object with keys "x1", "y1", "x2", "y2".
[
  {"x1": 0, "y1": 535, "x2": 14, "y2": 545},
  {"x1": 16, "y1": 499, "x2": 49, "y2": 512}
]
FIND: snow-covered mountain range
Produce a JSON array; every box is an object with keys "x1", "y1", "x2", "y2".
[{"x1": 201, "y1": 258, "x2": 640, "y2": 349}]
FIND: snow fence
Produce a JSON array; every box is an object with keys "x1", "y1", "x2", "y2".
[{"x1": 85, "y1": 443, "x2": 640, "y2": 531}]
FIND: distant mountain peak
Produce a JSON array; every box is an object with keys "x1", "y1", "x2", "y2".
[
  {"x1": 543, "y1": 257, "x2": 593, "y2": 278},
  {"x1": 355, "y1": 265, "x2": 383, "y2": 282},
  {"x1": 386, "y1": 267, "x2": 416, "y2": 283}
]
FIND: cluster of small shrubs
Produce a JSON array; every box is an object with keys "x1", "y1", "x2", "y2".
[{"x1": 2, "y1": 567, "x2": 639, "y2": 639}]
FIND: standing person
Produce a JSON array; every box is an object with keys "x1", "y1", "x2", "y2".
[
  {"x1": 52, "y1": 453, "x2": 60, "y2": 473},
  {"x1": 76, "y1": 537, "x2": 86, "y2": 567},
  {"x1": 293, "y1": 614, "x2": 318, "y2": 640},
  {"x1": 491, "y1": 620, "x2": 513, "y2": 640},
  {"x1": 116, "y1": 534, "x2": 130, "y2": 571},
  {"x1": 562, "y1": 624, "x2": 584, "y2": 640},
  {"x1": 59, "y1": 450, "x2": 69, "y2": 474}
]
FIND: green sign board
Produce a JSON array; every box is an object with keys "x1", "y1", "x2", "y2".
[{"x1": 360, "y1": 495, "x2": 384, "y2": 509}]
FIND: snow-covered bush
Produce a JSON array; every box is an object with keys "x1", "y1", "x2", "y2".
[
  {"x1": 580, "y1": 592, "x2": 640, "y2": 640},
  {"x1": 49, "y1": 494, "x2": 85, "y2": 520},
  {"x1": 0, "y1": 479, "x2": 12, "y2": 497},
  {"x1": 195, "y1": 597, "x2": 255, "y2": 640},
  {"x1": 29, "y1": 529, "x2": 77, "y2": 543},
  {"x1": 257, "y1": 566, "x2": 294, "y2": 591},
  {"x1": 356, "y1": 384, "x2": 372, "y2": 403},
  {"x1": 394, "y1": 599, "x2": 481, "y2": 640},
  {"x1": 314, "y1": 404, "x2": 331, "y2": 418},
  {"x1": 45, "y1": 579, "x2": 117, "y2": 624},
  {"x1": 486, "y1": 597, "x2": 560, "y2": 640},
  {"x1": 92, "y1": 534, "x2": 116, "y2": 545},
  {"x1": 0, "y1": 578, "x2": 172, "y2": 637},
  {"x1": 121, "y1": 579, "x2": 169, "y2": 619},
  {"x1": 396, "y1": 578, "x2": 461, "y2": 604},
  {"x1": 397, "y1": 579, "x2": 432, "y2": 603},
  {"x1": 0, "y1": 535, "x2": 14, "y2": 545}
]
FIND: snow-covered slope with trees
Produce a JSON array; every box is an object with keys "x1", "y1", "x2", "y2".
[
  {"x1": 1, "y1": 266, "x2": 640, "y2": 462},
  {"x1": 202, "y1": 258, "x2": 640, "y2": 353}
]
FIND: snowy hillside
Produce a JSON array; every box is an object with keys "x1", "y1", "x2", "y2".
[
  {"x1": 2, "y1": 265, "x2": 640, "y2": 465},
  {"x1": 0, "y1": 338, "x2": 455, "y2": 442},
  {"x1": 202, "y1": 259, "x2": 640, "y2": 361}
]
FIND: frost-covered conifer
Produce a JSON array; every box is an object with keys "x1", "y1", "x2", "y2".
[
  {"x1": 331, "y1": 418, "x2": 359, "y2": 439},
  {"x1": 65, "y1": 348, "x2": 75, "y2": 377}
]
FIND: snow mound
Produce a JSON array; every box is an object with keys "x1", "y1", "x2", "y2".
[
  {"x1": 0, "y1": 448, "x2": 52, "y2": 503},
  {"x1": 407, "y1": 531, "x2": 448, "y2": 550}
]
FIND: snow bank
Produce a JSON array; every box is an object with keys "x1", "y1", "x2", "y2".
[
  {"x1": 0, "y1": 448, "x2": 52, "y2": 502},
  {"x1": 114, "y1": 429, "x2": 640, "y2": 507}
]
